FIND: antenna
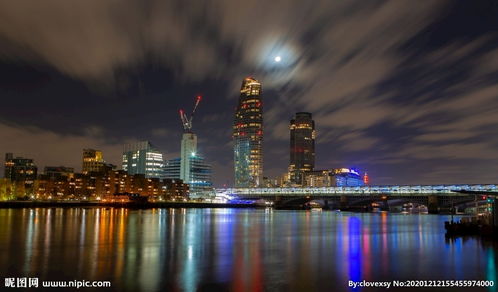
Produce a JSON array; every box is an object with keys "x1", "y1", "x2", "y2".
[{"x1": 179, "y1": 95, "x2": 203, "y2": 132}]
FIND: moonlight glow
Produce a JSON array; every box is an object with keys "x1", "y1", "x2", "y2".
[{"x1": 274, "y1": 56, "x2": 281, "y2": 62}]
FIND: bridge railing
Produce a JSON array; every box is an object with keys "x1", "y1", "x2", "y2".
[{"x1": 216, "y1": 184, "x2": 498, "y2": 197}]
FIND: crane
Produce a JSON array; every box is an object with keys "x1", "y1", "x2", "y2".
[{"x1": 179, "y1": 95, "x2": 202, "y2": 133}]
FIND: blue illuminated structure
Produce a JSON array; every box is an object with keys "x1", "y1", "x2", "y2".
[
  {"x1": 333, "y1": 168, "x2": 364, "y2": 187},
  {"x1": 219, "y1": 184, "x2": 498, "y2": 198}
]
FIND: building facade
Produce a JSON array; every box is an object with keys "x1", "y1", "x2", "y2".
[
  {"x1": 332, "y1": 168, "x2": 364, "y2": 187},
  {"x1": 180, "y1": 132, "x2": 197, "y2": 185},
  {"x1": 122, "y1": 141, "x2": 165, "y2": 179},
  {"x1": 303, "y1": 168, "x2": 364, "y2": 187},
  {"x1": 35, "y1": 170, "x2": 188, "y2": 201},
  {"x1": 289, "y1": 112, "x2": 315, "y2": 185},
  {"x1": 4, "y1": 153, "x2": 37, "y2": 196},
  {"x1": 233, "y1": 77, "x2": 263, "y2": 187},
  {"x1": 4, "y1": 153, "x2": 38, "y2": 182},
  {"x1": 44, "y1": 166, "x2": 74, "y2": 179},
  {"x1": 82, "y1": 149, "x2": 105, "y2": 174},
  {"x1": 164, "y1": 155, "x2": 212, "y2": 198}
]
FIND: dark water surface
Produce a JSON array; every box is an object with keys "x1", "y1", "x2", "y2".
[{"x1": 0, "y1": 208, "x2": 496, "y2": 292}]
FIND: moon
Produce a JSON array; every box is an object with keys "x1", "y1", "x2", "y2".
[{"x1": 274, "y1": 56, "x2": 282, "y2": 62}]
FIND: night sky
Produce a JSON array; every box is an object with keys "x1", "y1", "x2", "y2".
[{"x1": 1, "y1": 1, "x2": 498, "y2": 186}]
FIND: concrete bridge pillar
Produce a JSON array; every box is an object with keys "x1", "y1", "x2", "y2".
[
  {"x1": 340, "y1": 195, "x2": 349, "y2": 211},
  {"x1": 323, "y1": 199, "x2": 330, "y2": 210},
  {"x1": 380, "y1": 198, "x2": 389, "y2": 211},
  {"x1": 428, "y1": 195, "x2": 439, "y2": 214}
]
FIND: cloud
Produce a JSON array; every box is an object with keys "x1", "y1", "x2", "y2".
[
  {"x1": 150, "y1": 128, "x2": 170, "y2": 137},
  {"x1": 0, "y1": 122, "x2": 124, "y2": 175},
  {"x1": 2, "y1": 0, "x2": 498, "y2": 185}
]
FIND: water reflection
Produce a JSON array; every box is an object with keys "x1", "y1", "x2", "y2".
[{"x1": 0, "y1": 208, "x2": 496, "y2": 291}]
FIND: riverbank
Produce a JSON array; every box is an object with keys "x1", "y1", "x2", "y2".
[
  {"x1": 445, "y1": 216, "x2": 498, "y2": 239},
  {"x1": 0, "y1": 200, "x2": 260, "y2": 209}
]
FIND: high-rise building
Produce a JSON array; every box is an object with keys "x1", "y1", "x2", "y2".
[
  {"x1": 82, "y1": 149, "x2": 105, "y2": 174},
  {"x1": 122, "y1": 141, "x2": 165, "y2": 179},
  {"x1": 164, "y1": 150, "x2": 213, "y2": 198},
  {"x1": 180, "y1": 132, "x2": 197, "y2": 184},
  {"x1": 233, "y1": 77, "x2": 263, "y2": 187},
  {"x1": 289, "y1": 112, "x2": 315, "y2": 185}
]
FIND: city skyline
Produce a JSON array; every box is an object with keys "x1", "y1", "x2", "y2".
[{"x1": 2, "y1": 1, "x2": 498, "y2": 186}]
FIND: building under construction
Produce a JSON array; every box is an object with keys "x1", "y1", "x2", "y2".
[{"x1": 164, "y1": 95, "x2": 213, "y2": 198}]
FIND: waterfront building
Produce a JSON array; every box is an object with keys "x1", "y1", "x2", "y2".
[
  {"x1": 4, "y1": 153, "x2": 38, "y2": 182},
  {"x1": 82, "y1": 149, "x2": 105, "y2": 174},
  {"x1": 289, "y1": 112, "x2": 315, "y2": 185},
  {"x1": 304, "y1": 168, "x2": 364, "y2": 187},
  {"x1": 122, "y1": 141, "x2": 165, "y2": 179},
  {"x1": 233, "y1": 77, "x2": 263, "y2": 187},
  {"x1": 331, "y1": 168, "x2": 364, "y2": 187},
  {"x1": 44, "y1": 166, "x2": 74, "y2": 179},
  {"x1": 164, "y1": 154, "x2": 212, "y2": 198},
  {"x1": 164, "y1": 158, "x2": 181, "y2": 179},
  {"x1": 4, "y1": 153, "x2": 37, "y2": 196},
  {"x1": 305, "y1": 170, "x2": 333, "y2": 187},
  {"x1": 163, "y1": 178, "x2": 189, "y2": 200},
  {"x1": 34, "y1": 169, "x2": 188, "y2": 201}
]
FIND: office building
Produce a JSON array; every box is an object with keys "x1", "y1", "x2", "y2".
[
  {"x1": 164, "y1": 154, "x2": 212, "y2": 198},
  {"x1": 82, "y1": 149, "x2": 105, "y2": 174},
  {"x1": 289, "y1": 112, "x2": 315, "y2": 185},
  {"x1": 4, "y1": 153, "x2": 38, "y2": 182},
  {"x1": 304, "y1": 168, "x2": 364, "y2": 187},
  {"x1": 233, "y1": 77, "x2": 263, "y2": 187},
  {"x1": 4, "y1": 153, "x2": 38, "y2": 196},
  {"x1": 122, "y1": 141, "x2": 165, "y2": 179},
  {"x1": 332, "y1": 168, "x2": 364, "y2": 187}
]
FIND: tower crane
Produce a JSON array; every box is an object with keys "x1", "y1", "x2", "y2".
[{"x1": 179, "y1": 95, "x2": 202, "y2": 133}]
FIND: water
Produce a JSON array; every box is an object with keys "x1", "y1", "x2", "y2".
[{"x1": 0, "y1": 208, "x2": 496, "y2": 292}]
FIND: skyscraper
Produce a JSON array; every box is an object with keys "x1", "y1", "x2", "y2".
[
  {"x1": 233, "y1": 77, "x2": 263, "y2": 187},
  {"x1": 180, "y1": 132, "x2": 197, "y2": 184},
  {"x1": 82, "y1": 149, "x2": 105, "y2": 174},
  {"x1": 122, "y1": 141, "x2": 165, "y2": 179},
  {"x1": 289, "y1": 112, "x2": 315, "y2": 185}
]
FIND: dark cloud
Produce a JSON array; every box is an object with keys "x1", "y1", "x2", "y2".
[{"x1": 1, "y1": 0, "x2": 498, "y2": 185}]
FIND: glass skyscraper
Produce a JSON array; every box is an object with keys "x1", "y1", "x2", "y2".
[
  {"x1": 289, "y1": 112, "x2": 315, "y2": 185},
  {"x1": 122, "y1": 141, "x2": 165, "y2": 179},
  {"x1": 233, "y1": 77, "x2": 263, "y2": 187},
  {"x1": 164, "y1": 150, "x2": 213, "y2": 198}
]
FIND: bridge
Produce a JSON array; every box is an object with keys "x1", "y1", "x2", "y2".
[{"x1": 216, "y1": 184, "x2": 498, "y2": 213}]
